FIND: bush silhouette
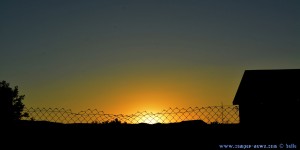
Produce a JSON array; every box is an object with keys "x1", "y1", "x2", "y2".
[{"x1": 0, "y1": 80, "x2": 29, "y2": 122}]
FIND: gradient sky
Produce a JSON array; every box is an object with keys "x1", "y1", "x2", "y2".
[{"x1": 1, "y1": 0, "x2": 299, "y2": 115}]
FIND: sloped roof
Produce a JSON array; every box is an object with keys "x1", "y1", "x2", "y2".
[{"x1": 233, "y1": 69, "x2": 300, "y2": 105}]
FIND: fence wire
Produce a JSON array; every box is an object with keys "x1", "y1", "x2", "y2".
[{"x1": 22, "y1": 105, "x2": 239, "y2": 124}]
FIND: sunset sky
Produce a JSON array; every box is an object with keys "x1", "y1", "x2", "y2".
[{"x1": 1, "y1": 0, "x2": 299, "y2": 115}]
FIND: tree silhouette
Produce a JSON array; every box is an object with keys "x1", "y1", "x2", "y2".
[{"x1": 0, "y1": 80, "x2": 28, "y2": 122}]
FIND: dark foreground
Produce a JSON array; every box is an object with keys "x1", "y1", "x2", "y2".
[{"x1": 3, "y1": 120, "x2": 299, "y2": 149}]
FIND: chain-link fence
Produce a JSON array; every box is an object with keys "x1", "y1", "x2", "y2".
[{"x1": 22, "y1": 105, "x2": 239, "y2": 124}]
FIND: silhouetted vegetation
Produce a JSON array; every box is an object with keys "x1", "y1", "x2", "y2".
[
  {"x1": 0, "y1": 80, "x2": 29, "y2": 122},
  {"x1": 92, "y1": 118, "x2": 125, "y2": 125},
  {"x1": 210, "y1": 121, "x2": 220, "y2": 125}
]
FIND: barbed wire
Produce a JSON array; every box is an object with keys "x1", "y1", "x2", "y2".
[{"x1": 22, "y1": 105, "x2": 239, "y2": 124}]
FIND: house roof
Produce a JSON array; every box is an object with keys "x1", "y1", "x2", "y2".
[{"x1": 233, "y1": 69, "x2": 300, "y2": 105}]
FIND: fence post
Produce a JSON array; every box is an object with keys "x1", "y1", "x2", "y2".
[{"x1": 221, "y1": 103, "x2": 224, "y2": 124}]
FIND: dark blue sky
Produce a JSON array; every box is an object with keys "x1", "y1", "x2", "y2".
[{"x1": 1, "y1": 0, "x2": 299, "y2": 114}]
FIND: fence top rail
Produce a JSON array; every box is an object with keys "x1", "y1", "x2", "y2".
[{"x1": 24, "y1": 105, "x2": 238, "y2": 116}]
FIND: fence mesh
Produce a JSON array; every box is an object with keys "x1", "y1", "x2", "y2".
[{"x1": 22, "y1": 105, "x2": 239, "y2": 124}]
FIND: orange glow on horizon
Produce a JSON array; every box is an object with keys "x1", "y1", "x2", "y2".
[
  {"x1": 105, "y1": 87, "x2": 188, "y2": 115},
  {"x1": 27, "y1": 66, "x2": 237, "y2": 116},
  {"x1": 84, "y1": 70, "x2": 214, "y2": 115}
]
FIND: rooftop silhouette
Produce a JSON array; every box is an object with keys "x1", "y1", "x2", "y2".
[{"x1": 233, "y1": 69, "x2": 300, "y2": 127}]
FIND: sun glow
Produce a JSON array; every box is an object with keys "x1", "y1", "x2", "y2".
[
  {"x1": 90, "y1": 69, "x2": 206, "y2": 116},
  {"x1": 137, "y1": 113, "x2": 164, "y2": 124}
]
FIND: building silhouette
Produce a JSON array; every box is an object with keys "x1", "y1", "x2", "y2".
[{"x1": 233, "y1": 69, "x2": 300, "y2": 127}]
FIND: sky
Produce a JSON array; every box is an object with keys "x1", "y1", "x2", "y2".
[{"x1": 1, "y1": 0, "x2": 299, "y2": 115}]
